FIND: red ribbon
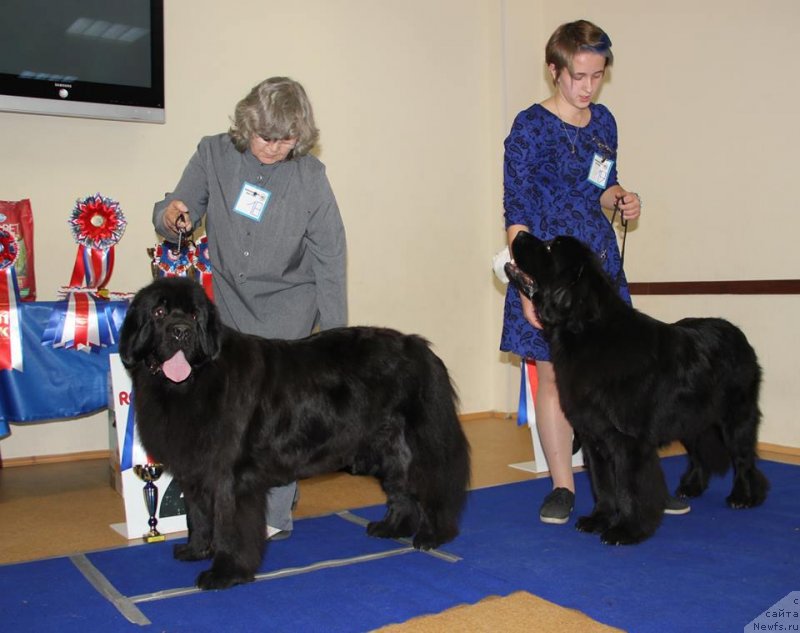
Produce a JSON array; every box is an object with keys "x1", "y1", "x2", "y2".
[
  {"x1": 0, "y1": 267, "x2": 23, "y2": 371},
  {"x1": 69, "y1": 245, "x2": 115, "y2": 289}
]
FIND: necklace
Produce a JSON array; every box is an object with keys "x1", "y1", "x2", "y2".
[{"x1": 554, "y1": 100, "x2": 583, "y2": 155}]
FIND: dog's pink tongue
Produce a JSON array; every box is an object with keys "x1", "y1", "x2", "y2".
[{"x1": 162, "y1": 350, "x2": 191, "y2": 383}]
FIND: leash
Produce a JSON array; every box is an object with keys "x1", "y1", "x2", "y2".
[
  {"x1": 610, "y1": 195, "x2": 628, "y2": 270},
  {"x1": 609, "y1": 195, "x2": 629, "y2": 287}
]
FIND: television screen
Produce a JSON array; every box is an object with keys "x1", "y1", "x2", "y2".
[{"x1": 0, "y1": 0, "x2": 164, "y2": 123}]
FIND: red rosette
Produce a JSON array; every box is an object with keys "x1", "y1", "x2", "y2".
[
  {"x1": 0, "y1": 230, "x2": 19, "y2": 271},
  {"x1": 69, "y1": 193, "x2": 126, "y2": 250}
]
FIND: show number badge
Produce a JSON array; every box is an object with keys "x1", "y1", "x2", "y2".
[
  {"x1": 587, "y1": 153, "x2": 614, "y2": 189},
  {"x1": 233, "y1": 182, "x2": 271, "y2": 221}
]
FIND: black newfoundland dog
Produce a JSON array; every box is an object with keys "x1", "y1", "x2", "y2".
[
  {"x1": 119, "y1": 277, "x2": 470, "y2": 590},
  {"x1": 505, "y1": 232, "x2": 768, "y2": 545}
]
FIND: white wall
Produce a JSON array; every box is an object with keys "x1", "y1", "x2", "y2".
[
  {"x1": 1, "y1": 0, "x2": 798, "y2": 460},
  {"x1": 1, "y1": 0, "x2": 503, "y2": 459},
  {"x1": 497, "y1": 0, "x2": 800, "y2": 449}
]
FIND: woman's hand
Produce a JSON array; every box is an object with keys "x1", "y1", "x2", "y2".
[
  {"x1": 520, "y1": 293, "x2": 543, "y2": 329},
  {"x1": 162, "y1": 200, "x2": 191, "y2": 235},
  {"x1": 616, "y1": 190, "x2": 641, "y2": 221},
  {"x1": 601, "y1": 185, "x2": 641, "y2": 222}
]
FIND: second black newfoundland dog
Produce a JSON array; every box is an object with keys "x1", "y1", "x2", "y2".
[
  {"x1": 505, "y1": 232, "x2": 768, "y2": 545},
  {"x1": 119, "y1": 277, "x2": 470, "y2": 590}
]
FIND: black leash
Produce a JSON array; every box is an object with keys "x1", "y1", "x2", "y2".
[{"x1": 610, "y1": 196, "x2": 629, "y2": 286}]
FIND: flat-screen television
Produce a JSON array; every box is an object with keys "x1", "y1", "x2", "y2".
[{"x1": 0, "y1": 0, "x2": 164, "y2": 124}]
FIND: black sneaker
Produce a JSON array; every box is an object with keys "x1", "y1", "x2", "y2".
[
  {"x1": 539, "y1": 487, "x2": 575, "y2": 524},
  {"x1": 664, "y1": 496, "x2": 691, "y2": 515}
]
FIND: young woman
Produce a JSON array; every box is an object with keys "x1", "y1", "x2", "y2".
[{"x1": 501, "y1": 20, "x2": 687, "y2": 524}]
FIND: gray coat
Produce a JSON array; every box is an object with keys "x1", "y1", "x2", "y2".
[{"x1": 153, "y1": 134, "x2": 347, "y2": 340}]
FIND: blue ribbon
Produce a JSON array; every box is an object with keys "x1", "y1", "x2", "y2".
[
  {"x1": 517, "y1": 361, "x2": 529, "y2": 426},
  {"x1": 120, "y1": 390, "x2": 135, "y2": 471}
]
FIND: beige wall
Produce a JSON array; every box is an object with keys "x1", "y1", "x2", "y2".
[{"x1": 1, "y1": 0, "x2": 797, "y2": 459}]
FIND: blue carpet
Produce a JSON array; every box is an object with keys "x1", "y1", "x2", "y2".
[{"x1": 1, "y1": 456, "x2": 797, "y2": 632}]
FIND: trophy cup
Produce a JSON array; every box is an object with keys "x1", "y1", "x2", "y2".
[{"x1": 133, "y1": 463, "x2": 167, "y2": 543}]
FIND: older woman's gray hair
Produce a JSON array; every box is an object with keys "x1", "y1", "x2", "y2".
[{"x1": 229, "y1": 77, "x2": 319, "y2": 156}]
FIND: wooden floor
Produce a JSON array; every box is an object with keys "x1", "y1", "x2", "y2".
[
  {"x1": 1, "y1": 416, "x2": 796, "y2": 567},
  {"x1": 0, "y1": 416, "x2": 544, "y2": 566}
]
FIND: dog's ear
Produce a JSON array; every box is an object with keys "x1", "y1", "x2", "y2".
[
  {"x1": 119, "y1": 292, "x2": 154, "y2": 368},
  {"x1": 195, "y1": 287, "x2": 222, "y2": 360}
]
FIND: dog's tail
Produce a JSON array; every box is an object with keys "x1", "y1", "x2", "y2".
[{"x1": 409, "y1": 340, "x2": 471, "y2": 547}]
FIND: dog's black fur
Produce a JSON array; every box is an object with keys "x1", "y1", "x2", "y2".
[
  {"x1": 119, "y1": 277, "x2": 470, "y2": 589},
  {"x1": 505, "y1": 232, "x2": 768, "y2": 545}
]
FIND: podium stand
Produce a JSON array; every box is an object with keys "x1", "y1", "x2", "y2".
[{"x1": 108, "y1": 354, "x2": 187, "y2": 539}]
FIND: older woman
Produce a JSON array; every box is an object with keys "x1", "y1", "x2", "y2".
[{"x1": 154, "y1": 76, "x2": 347, "y2": 540}]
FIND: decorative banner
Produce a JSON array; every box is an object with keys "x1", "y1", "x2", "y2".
[
  {"x1": 42, "y1": 194, "x2": 127, "y2": 353},
  {"x1": 191, "y1": 235, "x2": 213, "y2": 299},
  {"x1": 0, "y1": 230, "x2": 23, "y2": 371},
  {"x1": 41, "y1": 289, "x2": 130, "y2": 352}
]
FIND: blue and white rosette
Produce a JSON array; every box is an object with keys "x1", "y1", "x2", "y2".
[{"x1": 153, "y1": 240, "x2": 195, "y2": 277}]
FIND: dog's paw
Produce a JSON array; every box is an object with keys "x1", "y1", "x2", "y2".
[
  {"x1": 366, "y1": 519, "x2": 414, "y2": 540},
  {"x1": 726, "y1": 472, "x2": 769, "y2": 509},
  {"x1": 600, "y1": 525, "x2": 647, "y2": 546},
  {"x1": 575, "y1": 514, "x2": 608, "y2": 534},
  {"x1": 412, "y1": 528, "x2": 450, "y2": 551},
  {"x1": 196, "y1": 568, "x2": 253, "y2": 591},
  {"x1": 725, "y1": 492, "x2": 762, "y2": 509},
  {"x1": 675, "y1": 483, "x2": 703, "y2": 498},
  {"x1": 173, "y1": 543, "x2": 212, "y2": 561}
]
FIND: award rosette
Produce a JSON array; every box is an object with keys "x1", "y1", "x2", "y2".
[
  {"x1": 152, "y1": 234, "x2": 214, "y2": 299},
  {"x1": 191, "y1": 235, "x2": 213, "y2": 299},
  {"x1": 42, "y1": 193, "x2": 127, "y2": 352},
  {"x1": 152, "y1": 239, "x2": 195, "y2": 277},
  {"x1": 0, "y1": 230, "x2": 23, "y2": 370}
]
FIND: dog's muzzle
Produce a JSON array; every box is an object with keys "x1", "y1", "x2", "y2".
[{"x1": 504, "y1": 261, "x2": 538, "y2": 301}]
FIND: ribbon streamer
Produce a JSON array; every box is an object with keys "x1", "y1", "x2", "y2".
[
  {"x1": 0, "y1": 230, "x2": 23, "y2": 371},
  {"x1": 41, "y1": 290, "x2": 126, "y2": 352},
  {"x1": 517, "y1": 359, "x2": 539, "y2": 427}
]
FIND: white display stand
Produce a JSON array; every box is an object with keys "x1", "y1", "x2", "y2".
[
  {"x1": 510, "y1": 423, "x2": 584, "y2": 474},
  {"x1": 108, "y1": 354, "x2": 187, "y2": 539}
]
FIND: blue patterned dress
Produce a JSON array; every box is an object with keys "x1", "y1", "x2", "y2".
[{"x1": 500, "y1": 102, "x2": 631, "y2": 361}]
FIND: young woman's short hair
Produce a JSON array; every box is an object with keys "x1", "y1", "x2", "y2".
[
  {"x1": 229, "y1": 77, "x2": 319, "y2": 156},
  {"x1": 545, "y1": 20, "x2": 613, "y2": 82}
]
